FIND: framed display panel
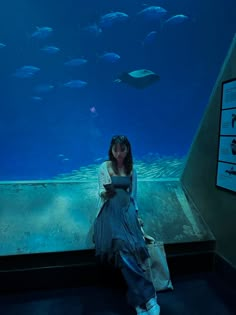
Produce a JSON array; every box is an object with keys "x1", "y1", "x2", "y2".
[{"x1": 216, "y1": 78, "x2": 236, "y2": 193}]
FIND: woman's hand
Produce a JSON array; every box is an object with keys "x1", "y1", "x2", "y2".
[{"x1": 101, "y1": 190, "x2": 116, "y2": 199}]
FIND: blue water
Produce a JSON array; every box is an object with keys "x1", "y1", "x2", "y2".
[{"x1": 0, "y1": 0, "x2": 235, "y2": 180}]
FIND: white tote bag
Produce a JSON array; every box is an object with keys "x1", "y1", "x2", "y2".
[
  {"x1": 139, "y1": 221, "x2": 174, "y2": 292},
  {"x1": 144, "y1": 240, "x2": 174, "y2": 292}
]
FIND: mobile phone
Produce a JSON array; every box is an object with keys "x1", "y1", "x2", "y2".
[{"x1": 103, "y1": 183, "x2": 114, "y2": 191}]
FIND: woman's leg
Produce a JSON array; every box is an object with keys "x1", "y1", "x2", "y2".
[{"x1": 119, "y1": 250, "x2": 156, "y2": 308}]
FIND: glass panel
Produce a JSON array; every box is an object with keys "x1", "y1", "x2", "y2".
[{"x1": 0, "y1": 0, "x2": 235, "y2": 256}]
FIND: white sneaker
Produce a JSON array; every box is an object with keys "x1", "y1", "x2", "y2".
[
  {"x1": 135, "y1": 305, "x2": 149, "y2": 315},
  {"x1": 146, "y1": 297, "x2": 160, "y2": 315}
]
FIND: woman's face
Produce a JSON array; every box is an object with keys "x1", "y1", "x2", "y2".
[{"x1": 112, "y1": 143, "x2": 128, "y2": 162}]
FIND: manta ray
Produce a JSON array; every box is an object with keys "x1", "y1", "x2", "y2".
[{"x1": 115, "y1": 69, "x2": 160, "y2": 89}]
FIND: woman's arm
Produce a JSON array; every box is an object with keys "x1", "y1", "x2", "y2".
[
  {"x1": 98, "y1": 161, "x2": 112, "y2": 198},
  {"x1": 131, "y1": 168, "x2": 139, "y2": 211}
]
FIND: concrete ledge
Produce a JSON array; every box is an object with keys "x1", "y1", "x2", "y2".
[
  {"x1": 0, "y1": 247, "x2": 216, "y2": 293},
  {"x1": 0, "y1": 180, "x2": 215, "y2": 256}
]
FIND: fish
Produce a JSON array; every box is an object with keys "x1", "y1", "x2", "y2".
[
  {"x1": 40, "y1": 45, "x2": 60, "y2": 54},
  {"x1": 33, "y1": 84, "x2": 54, "y2": 93},
  {"x1": 115, "y1": 69, "x2": 160, "y2": 89},
  {"x1": 99, "y1": 52, "x2": 120, "y2": 63},
  {"x1": 82, "y1": 23, "x2": 102, "y2": 36},
  {"x1": 31, "y1": 96, "x2": 43, "y2": 101},
  {"x1": 0, "y1": 43, "x2": 6, "y2": 48},
  {"x1": 13, "y1": 65, "x2": 40, "y2": 78},
  {"x1": 163, "y1": 14, "x2": 189, "y2": 25},
  {"x1": 64, "y1": 58, "x2": 88, "y2": 67},
  {"x1": 31, "y1": 26, "x2": 53, "y2": 39},
  {"x1": 142, "y1": 31, "x2": 158, "y2": 45},
  {"x1": 225, "y1": 167, "x2": 236, "y2": 176},
  {"x1": 231, "y1": 139, "x2": 236, "y2": 154},
  {"x1": 232, "y1": 114, "x2": 236, "y2": 128},
  {"x1": 137, "y1": 6, "x2": 167, "y2": 20},
  {"x1": 63, "y1": 80, "x2": 88, "y2": 88},
  {"x1": 99, "y1": 11, "x2": 129, "y2": 28}
]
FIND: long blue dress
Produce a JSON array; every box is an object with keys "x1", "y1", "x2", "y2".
[
  {"x1": 94, "y1": 175, "x2": 156, "y2": 307},
  {"x1": 94, "y1": 175, "x2": 149, "y2": 267}
]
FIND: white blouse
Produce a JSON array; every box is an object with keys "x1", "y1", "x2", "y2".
[{"x1": 95, "y1": 161, "x2": 138, "y2": 217}]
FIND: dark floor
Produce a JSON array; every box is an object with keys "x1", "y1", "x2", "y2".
[{"x1": 0, "y1": 271, "x2": 235, "y2": 315}]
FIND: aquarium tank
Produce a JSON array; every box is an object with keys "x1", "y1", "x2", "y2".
[
  {"x1": 0, "y1": 0, "x2": 235, "y2": 256},
  {"x1": 0, "y1": 0, "x2": 236, "y2": 181}
]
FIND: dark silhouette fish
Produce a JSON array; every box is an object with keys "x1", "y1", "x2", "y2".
[
  {"x1": 225, "y1": 167, "x2": 236, "y2": 176},
  {"x1": 232, "y1": 114, "x2": 236, "y2": 128},
  {"x1": 115, "y1": 69, "x2": 160, "y2": 89}
]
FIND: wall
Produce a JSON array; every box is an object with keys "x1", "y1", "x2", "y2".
[{"x1": 181, "y1": 34, "x2": 236, "y2": 268}]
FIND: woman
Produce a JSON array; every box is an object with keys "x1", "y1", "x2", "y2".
[{"x1": 93, "y1": 135, "x2": 160, "y2": 315}]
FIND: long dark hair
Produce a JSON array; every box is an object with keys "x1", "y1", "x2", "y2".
[{"x1": 108, "y1": 135, "x2": 133, "y2": 175}]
